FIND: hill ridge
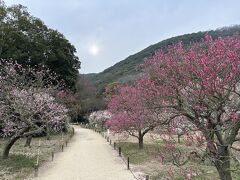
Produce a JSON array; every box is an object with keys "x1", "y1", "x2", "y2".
[{"x1": 87, "y1": 25, "x2": 240, "y2": 92}]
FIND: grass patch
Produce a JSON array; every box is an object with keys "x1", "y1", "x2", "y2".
[
  {"x1": 116, "y1": 140, "x2": 240, "y2": 180},
  {"x1": 0, "y1": 154, "x2": 35, "y2": 180},
  {"x1": 0, "y1": 129, "x2": 74, "y2": 180},
  {"x1": 1, "y1": 154, "x2": 35, "y2": 170},
  {"x1": 117, "y1": 142, "x2": 159, "y2": 164}
]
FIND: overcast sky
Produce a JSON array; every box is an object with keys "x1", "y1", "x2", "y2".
[{"x1": 4, "y1": 0, "x2": 240, "y2": 74}]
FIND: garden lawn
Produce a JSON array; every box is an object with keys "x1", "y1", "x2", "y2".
[
  {"x1": 0, "y1": 132, "x2": 71, "y2": 180},
  {"x1": 116, "y1": 141, "x2": 240, "y2": 180}
]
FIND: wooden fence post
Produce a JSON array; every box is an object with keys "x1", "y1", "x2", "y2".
[
  {"x1": 34, "y1": 164, "x2": 38, "y2": 177},
  {"x1": 114, "y1": 142, "x2": 116, "y2": 150},
  {"x1": 146, "y1": 175, "x2": 150, "y2": 180},
  {"x1": 127, "y1": 157, "x2": 130, "y2": 170},
  {"x1": 119, "y1": 147, "x2": 121, "y2": 156},
  {"x1": 52, "y1": 151, "x2": 54, "y2": 161},
  {"x1": 34, "y1": 138, "x2": 41, "y2": 177}
]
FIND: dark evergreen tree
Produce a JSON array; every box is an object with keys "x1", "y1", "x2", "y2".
[{"x1": 0, "y1": 1, "x2": 80, "y2": 88}]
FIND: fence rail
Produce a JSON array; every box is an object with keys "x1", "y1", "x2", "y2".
[{"x1": 34, "y1": 126, "x2": 75, "y2": 177}]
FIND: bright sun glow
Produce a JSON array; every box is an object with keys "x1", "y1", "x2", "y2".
[{"x1": 89, "y1": 45, "x2": 99, "y2": 55}]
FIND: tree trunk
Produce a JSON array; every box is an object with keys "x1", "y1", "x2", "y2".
[
  {"x1": 215, "y1": 146, "x2": 232, "y2": 180},
  {"x1": 2, "y1": 127, "x2": 29, "y2": 159},
  {"x1": 46, "y1": 124, "x2": 50, "y2": 140},
  {"x1": 2, "y1": 135, "x2": 21, "y2": 159},
  {"x1": 177, "y1": 134, "x2": 181, "y2": 143},
  {"x1": 138, "y1": 131, "x2": 144, "y2": 149},
  {"x1": 24, "y1": 135, "x2": 32, "y2": 147}
]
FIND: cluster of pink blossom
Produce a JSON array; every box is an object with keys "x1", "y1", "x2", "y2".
[{"x1": 107, "y1": 76, "x2": 171, "y2": 149}]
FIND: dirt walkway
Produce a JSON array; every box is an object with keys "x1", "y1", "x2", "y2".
[{"x1": 31, "y1": 126, "x2": 135, "y2": 180}]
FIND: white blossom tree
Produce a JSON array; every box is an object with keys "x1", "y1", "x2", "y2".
[
  {"x1": 88, "y1": 110, "x2": 111, "y2": 131},
  {"x1": 0, "y1": 61, "x2": 69, "y2": 159}
]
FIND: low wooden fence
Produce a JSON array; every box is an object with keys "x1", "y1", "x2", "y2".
[
  {"x1": 92, "y1": 128, "x2": 151, "y2": 180},
  {"x1": 34, "y1": 127, "x2": 75, "y2": 177}
]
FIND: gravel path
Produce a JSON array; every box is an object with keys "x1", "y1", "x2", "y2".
[{"x1": 32, "y1": 126, "x2": 135, "y2": 180}]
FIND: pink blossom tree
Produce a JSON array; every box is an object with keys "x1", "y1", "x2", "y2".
[
  {"x1": 143, "y1": 35, "x2": 240, "y2": 180},
  {"x1": 107, "y1": 77, "x2": 170, "y2": 149},
  {"x1": 0, "y1": 61, "x2": 69, "y2": 159}
]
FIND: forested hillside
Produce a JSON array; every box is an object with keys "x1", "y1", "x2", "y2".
[{"x1": 90, "y1": 26, "x2": 240, "y2": 92}]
